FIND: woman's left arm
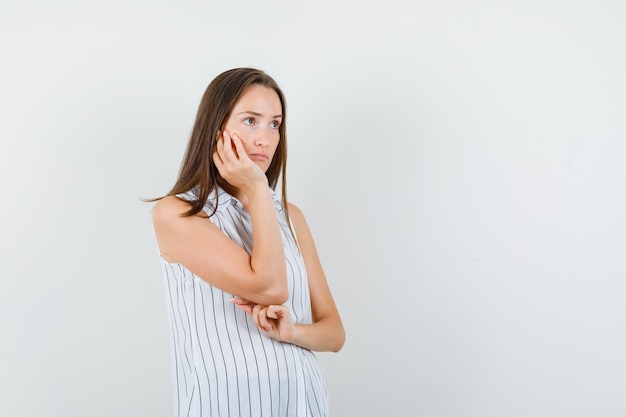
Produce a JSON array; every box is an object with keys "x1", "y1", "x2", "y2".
[
  {"x1": 232, "y1": 203, "x2": 345, "y2": 352},
  {"x1": 287, "y1": 202, "x2": 345, "y2": 352}
]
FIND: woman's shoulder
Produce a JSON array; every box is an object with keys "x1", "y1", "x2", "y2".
[
  {"x1": 287, "y1": 202, "x2": 309, "y2": 232},
  {"x1": 153, "y1": 196, "x2": 191, "y2": 223},
  {"x1": 287, "y1": 201, "x2": 304, "y2": 218}
]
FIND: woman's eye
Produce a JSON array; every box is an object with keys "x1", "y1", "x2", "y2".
[
  {"x1": 270, "y1": 121, "x2": 280, "y2": 129},
  {"x1": 243, "y1": 118, "x2": 254, "y2": 126}
]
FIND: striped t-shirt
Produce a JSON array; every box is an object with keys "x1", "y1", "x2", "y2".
[{"x1": 161, "y1": 187, "x2": 329, "y2": 417}]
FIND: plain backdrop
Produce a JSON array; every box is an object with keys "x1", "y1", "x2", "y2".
[{"x1": 1, "y1": 1, "x2": 625, "y2": 416}]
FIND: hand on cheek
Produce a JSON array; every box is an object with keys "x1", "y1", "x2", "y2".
[{"x1": 212, "y1": 131, "x2": 266, "y2": 190}]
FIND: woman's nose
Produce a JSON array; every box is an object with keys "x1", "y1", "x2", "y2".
[{"x1": 253, "y1": 130, "x2": 271, "y2": 147}]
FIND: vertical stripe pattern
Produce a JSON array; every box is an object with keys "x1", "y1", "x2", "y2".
[{"x1": 162, "y1": 187, "x2": 329, "y2": 417}]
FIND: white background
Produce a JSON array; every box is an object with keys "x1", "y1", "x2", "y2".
[{"x1": 1, "y1": 1, "x2": 625, "y2": 416}]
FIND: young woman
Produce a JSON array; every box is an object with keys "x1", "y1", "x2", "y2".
[{"x1": 151, "y1": 68, "x2": 345, "y2": 417}]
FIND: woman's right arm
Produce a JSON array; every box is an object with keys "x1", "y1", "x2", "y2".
[{"x1": 151, "y1": 133, "x2": 288, "y2": 305}]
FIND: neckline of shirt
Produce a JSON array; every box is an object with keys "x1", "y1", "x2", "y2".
[{"x1": 206, "y1": 185, "x2": 283, "y2": 213}]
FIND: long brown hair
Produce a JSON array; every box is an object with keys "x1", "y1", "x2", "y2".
[{"x1": 153, "y1": 68, "x2": 290, "y2": 219}]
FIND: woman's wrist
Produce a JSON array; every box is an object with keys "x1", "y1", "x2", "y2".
[
  {"x1": 241, "y1": 182, "x2": 273, "y2": 209},
  {"x1": 245, "y1": 181, "x2": 270, "y2": 198},
  {"x1": 288, "y1": 324, "x2": 302, "y2": 346}
]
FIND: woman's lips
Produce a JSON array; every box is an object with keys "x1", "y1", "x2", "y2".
[{"x1": 250, "y1": 153, "x2": 268, "y2": 161}]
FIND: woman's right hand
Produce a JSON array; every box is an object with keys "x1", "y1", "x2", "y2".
[{"x1": 213, "y1": 130, "x2": 268, "y2": 193}]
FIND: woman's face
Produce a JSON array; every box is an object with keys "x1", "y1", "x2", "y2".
[{"x1": 222, "y1": 84, "x2": 283, "y2": 173}]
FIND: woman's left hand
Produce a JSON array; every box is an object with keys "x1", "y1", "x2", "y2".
[{"x1": 231, "y1": 298, "x2": 297, "y2": 344}]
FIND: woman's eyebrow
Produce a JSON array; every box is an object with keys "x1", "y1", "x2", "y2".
[{"x1": 237, "y1": 111, "x2": 283, "y2": 119}]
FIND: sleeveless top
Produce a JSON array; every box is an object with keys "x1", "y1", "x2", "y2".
[{"x1": 161, "y1": 186, "x2": 329, "y2": 417}]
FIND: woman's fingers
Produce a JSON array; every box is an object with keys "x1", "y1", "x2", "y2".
[
  {"x1": 258, "y1": 306, "x2": 272, "y2": 331},
  {"x1": 249, "y1": 304, "x2": 272, "y2": 332},
  {"x1": 230, "y1": 133, "x2": 247, "y2": 159},
  {"x1": 216, "y1": 131, "x2": 235, "y2": 166},
  {"x1": 230, "y1": 297, "x2": 253, "y2": 305},
  {"x1": 266, "y1": 305, "x2": 282, "y2": 320},
  {"x1": 250, "y1": 304, "x2": 261, "y2": 328},
  {"x1": 221, "y1": 131, "x2": 238, "y2": 161},
  {"x1": 230, "y1": 297, "x2": 254, "y2": 314},
  {"x1": 212, "y1": 133, "x2": 224, "y2": 166},
  {"x1": 233, "y1": 299, "x2": 284, "y2": 333},
  {"x1": 213, "y1": 132, "x2": 233, "y2": 166},
  {"x1": 213, "y1": 132, "x2": 236, "y2": 182}
]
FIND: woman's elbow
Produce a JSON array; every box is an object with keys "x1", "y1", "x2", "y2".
[
  {"x1": 331, "y1": 328, "x2": 346, "y2": 352},
  {"x1": 271, "y1": 288, "x2": 289, "y2": 305},
  {"x1": 256, "y1": 285, "x2": 289, "y2": 305}
]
